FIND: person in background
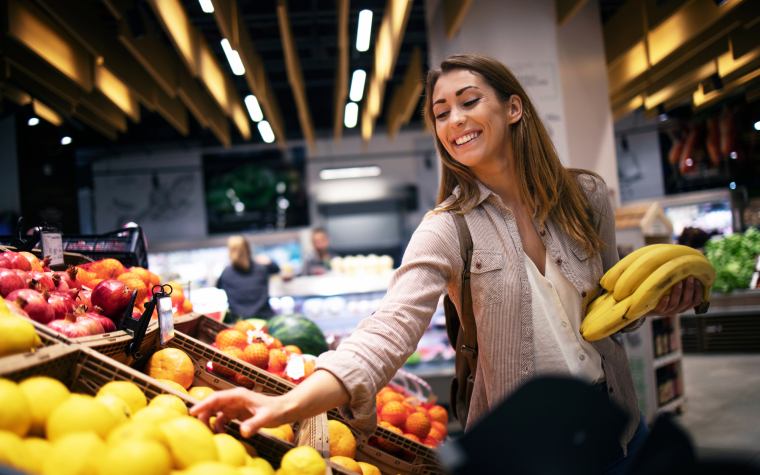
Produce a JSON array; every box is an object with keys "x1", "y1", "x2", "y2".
[
  {"x1": 304, "y1": 228, "x2": 337, "y2": 276},
  {"x1": 217, "y1": 236, "x2": 279, "y2": 320}
]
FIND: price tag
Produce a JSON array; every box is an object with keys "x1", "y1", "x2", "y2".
[
  {"x1": 158, "y1": 296, "x2": 175, "y2": 345},
  {"x1": 285, "y1": 354, "x2": 305, "y2": 380},
  {"x1": 40, "y1": 231, "x2": 64, "y2": 266}
]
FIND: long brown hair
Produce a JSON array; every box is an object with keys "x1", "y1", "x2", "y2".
[
  {"x1": 424, "y1": 54, "x2": 605, "y2": 254},
  {"x1": 228, "y1": 236, "x2": 251, "y2": 272}
]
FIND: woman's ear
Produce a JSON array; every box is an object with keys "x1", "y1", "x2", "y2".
[{"x1": 506, "y1": 95, "x2": 523, "y2": 125}]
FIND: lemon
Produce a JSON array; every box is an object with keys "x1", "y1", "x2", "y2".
[
  {"x1": 357, "y1": 462, "x2": 381, "y2": 475},
  {"x1": 329, "y1": 456, "x2": 362, "y2": 473},
  {"x1": 0, "y1": 314, "x2": 42, "y2": 357},
  {"x1": 19, "y1": 376, "x2": 71, "y2": 437},
  {"x1": 214, "y1": 433, "x2": 248, "y2": 466},
  {"x1": 188, "y1": 386, "x2": 215, "y2": 401},
  {"x1": 0, "y1": 430, "x2": 36, "y2": 473},
  {"x1": 107, "y1": 420, "x2": 168, "y2": 447},
  {"x1": 245, "y1": 457, "x2": 275, "y2": 475},
  {"x1": 259, "y1": 427, "x2": 287, "y2": 441},
  {"x1": 0, "y1": 378, "x2": 31, "y2": 436},
  {"x1": 42, "y1": 432, "x2": 107, "y2": 475},
  {"x1": 96, "y1": 394, "x2": 132, "y2": 425},
  {"x1": 97, "y1": 382, "x2": 147, "y2": 415},
  {"x1": 159, "y1": 416, "x2": 218, "y2": 469},
  {"x1": 133, "y1": 406, "x2": 182, "y2": 425},
  {"x1": 240, "y1": 467, "x2": 273, "y2": 475},
  {"x1": 46, "y1": 394, "x2": 119, "y2": 441},
  {"x1": 280, "y1": 446, "x2": 325, "y2": 475},
  {"x1": 155, "y1": 379, "x2": 189, "y2": 395},
  {"x1": 277, "y1": 424, "x2": 294, "y2": 444},
  {"x1": 23, "y1": 437, "x2": 52, "y2": 474},
  {"x1": 183, "y1": 462, "x2": 239, "y2": 475},
  {"x1": 97, "y1": 439, "x2": 172, "y2": 475},
  {"x1": 327, "y1": 420, "x2": 356, "y2": 459},
  {"x1": 241, "y1": 440, "x2": 258, "y2": 458},
  {"x1": 149, "y1": 394, "x2": 188, "y2": 415}
]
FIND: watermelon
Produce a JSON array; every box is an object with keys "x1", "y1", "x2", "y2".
[{"x1": 266, "y1": 314, "x2": 328, "y2": 357}]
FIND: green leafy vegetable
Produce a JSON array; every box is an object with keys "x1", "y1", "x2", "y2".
[{"x1": 705, "y1": 227, "x2": 760, "y2": 294}]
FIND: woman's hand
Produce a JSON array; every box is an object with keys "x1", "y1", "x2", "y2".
[
  {"x1": 644, "y1": 276, "x2": 703, "y2": 318},
  {"x1": 189, "y1": 388, "x2": 293, "y2": 438}
]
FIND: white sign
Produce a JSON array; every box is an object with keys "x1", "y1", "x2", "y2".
[{"x1": 41, "y1": 232, "x2": 64, "y2": 266}]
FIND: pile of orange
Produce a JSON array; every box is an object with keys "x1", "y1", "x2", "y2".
[
  {"x1": 144, "y1": 348, "x2": 216, "y2": 402},
  {"x1": 211, "y1": 322, "x2": 315, "y2": 386},
  {"x1": 371, "y1": 386, "x2": 449, "y2": 454}
]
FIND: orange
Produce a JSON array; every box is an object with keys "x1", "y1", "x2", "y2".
[
  {"x1": 146, "y1": 349, "x2": 195, "y2": 389},
  {"x1": 129, "y1": 267, "x2": 152, "y2": 287},
  {"x1": 149, "y1": 272, "x2": 161, "y2": 287},
  {"x1": 77, "y1": 269, "x2": 98, "y2": 287},
  {"x1": 266, "y1": 337, "x2": 282, "y2": 350},
  {"x1": 122, "y1": 278, "x2": 148, "y2": 304},
  {"x1": 431, "y1": 421, "x2": 447, "y2": 437},
  {"x1": 156, "y1": 379, "x2": 189, "y2": 395},
  {"x1": 428, "y1": 425, "x2": 445, "y2": 442},
  {"x1": 327, "y1": 420, "x2": 356, "y2": 459},
  {"x1": 117, "y1": 272, "x2": 142, "y2": 284},
  {"x1": 216, "y1": 330, "x2": 248, "y2": 350},
  {"x1": 377, "y1": 387, "x2": 394, "y2": 395},
  {"x1": 402, "y1": 402, "x2": 416, "y2": 416},
  {"x1": 403, "y1": 433, "x2": 421, "y2": 443},
  {"x1": 422, "y1": 435, "x2": 439, "y2": 448},
  {"x1": 232, "y1": 321, "x2": 256, "y2": 334},
  {"x1": 277, "y1": 424, "x2": 294, "y2": 444},
  {"x1": 427, "y1": 405, "x2": 449, "y2": 425},
  {"x1": 330, "y1": 456, "x2": 363, "y2": 474},
  {"x1": 283, "y1": 345, "x2": 302, "y2": 355},
  {"x1": 215, "y1": 348, "x2": 244, "y2": 380},
  {"x1": 267, "y1": 349, "x2": 288, "y2": 373},
  {"x1": 188, "y1": 387, "x2": 215, "y2": 401},
  {"x1": 93, "y1": 259, "x2": 125, "y2": 280},
  {"x1": 234, "y1": 373, "x2": 254, "y2": 389},
  {"x1": 415, "y1": 406, "x2": 429, "y2": 418},
  {"x1": 181, "y1": 299, "x2": 193, "y2": 314},
  {"x1": 243, "y1": 343, "x2": 269, "y2": 369},
  {"x1": 379, "y1": 391, "x2": 404, "y2": 405},
  {"x1": 165, "y1": 281, "x2": 185, "y2": 307},
  {"x1": 402, "y1": 412, "x2": 430, "y2": 439},
  {"x1": 379, "y1": 402, "x2": 407, "y2": 427}
]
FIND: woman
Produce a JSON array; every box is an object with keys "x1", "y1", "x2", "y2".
[
  {"x1": 216, "y1": 236, "x2": 280, "y2": 320},
  {"x1": 192, "y1": 55, "x2": 703, "y2": 472}
]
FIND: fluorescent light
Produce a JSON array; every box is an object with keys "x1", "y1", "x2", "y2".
[
  {"x1": 28, "y1": 117, "x2": 39, "y2": 126},
  {"x1": 320, "y1": 166, "x2": 381, "y2": 180},
  {"x1": 244, "y1": 95, "x2": 264, "y2": 122},
  {"x1": 199, "y1": 0, "x2": 214, "y2": 13},
  {"x1": 220, "y1": 39, "x2": 245, "y2": 76},
  {"x1": 61, "y1": 136, "x2": 72, "y2": 145},
  {"x1": 356, "y1": 10, "x2": 373, "y2": 52},
  {"x1": 729, "y1": 182, "x2": 736, "y2": 190},
  {"x1": 349, "y1": 70, "x2": 367, "y2": 102},
  {"x1": 258, "y1": 120, "x2": 275, "y2": 143},
  {"x1": 344, "y1": 102, "x2": 358, "y2": 128},
  {"x1": 755, "y1": 120, "x2": 760, "y2": 131}
]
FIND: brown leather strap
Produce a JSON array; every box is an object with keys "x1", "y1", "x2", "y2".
[{"x1": 450, "y1": 210, "x2": 478, "y2": 375}]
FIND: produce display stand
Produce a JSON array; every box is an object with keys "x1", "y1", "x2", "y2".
[
  {"x1": 680, "y1": 289, "x2": 760, "y2": 353},
  {"x1": 0, "y1": 343, "x2": 341, "y2": 473},
  {"x1": 157, "y1": 313, "x2": 447, "y2": 475},
  {"x1": 0, "y1": 245, "x2": 94, "y2": 267}
]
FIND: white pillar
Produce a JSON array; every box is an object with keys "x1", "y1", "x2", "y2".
[{"x1": 425, "y1": 0, "x2": 620, "y2": 204}]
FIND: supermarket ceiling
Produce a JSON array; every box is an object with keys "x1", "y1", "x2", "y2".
[{"x1": 1, "y1": 0, "x2": 758, "y2": 149}]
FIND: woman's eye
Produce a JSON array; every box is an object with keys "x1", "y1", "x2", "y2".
[
  {"x1": 435, "y1": 111, "x2": 449, "y2": 120},
  {"x1": 464, "y1": 98, "x2": 480, "y2": 107}
]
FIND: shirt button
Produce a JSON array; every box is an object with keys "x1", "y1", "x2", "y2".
[
  {"x1": 475, "y1": 262, "x2": 482, "y2": 269},
  {"x1": 582, "y1": 291, "x2": 587, "y2": 298},
  {"x1": 609, "y1": 387, "x2": 614, "y2": 394},
  {"x1": 579, "y1": 355, "x2": 586, "y2": 361},
  {"x1": 547, "y1": 283, "x2": 553, "y2": 289},
  {"x1": 561, "y1": 322, "x2": 567, "y2": 328},
  {"x1": 556, "y1": 259, "x2": 562, "y2": 266}
]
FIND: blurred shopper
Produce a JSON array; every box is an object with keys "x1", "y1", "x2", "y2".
[
  {"x1": 193, "y1": 55, "x2": 705, "y2": 474},
  {"x1": 304, "y1": 228, "x2": 337, "y2": 275},
  {"x1": 216, "y1": 236, "x2": 279, "y2": 320}
]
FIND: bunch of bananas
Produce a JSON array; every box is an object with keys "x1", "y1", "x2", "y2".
[{"x1": 580, "y1": 244, "x2": 715, "y2": 342}]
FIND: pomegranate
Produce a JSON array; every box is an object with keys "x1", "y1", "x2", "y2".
[
  {"x1": 51, "y1": 273, "x2": 70, "y2": 292},
  {"x1": 77, "y1": 289, "x2": 93, "y2": 309},
  {"x1": 4, "y1": 252, "x2": 32, "y2": 271},
  {"x1": 59, "y1": 267, "x2": 83, "y2": 290},
  {"x1": 29, "y1": 271, "x2": 55, "y2": 291},
  {"x1": 91, "y1": 279, "x2": 132, "y2": 324},
  {"x1": 48, "y1": 312, "x2": 89, "y2": 338},
  {"x1": 8, "y1": 290, "x2": 55, "y2": 324},
  {"x1": 6, "y1": 300, "x2": 29, "y2": 318},
  {"x1": 0, "y1": 254, "x2": 10, "y2": 269},
  {"x1": 0, "y1": 268, "x2": 26, "y2": 298},
  {"x1": 73, "y1": 307, "x2": 104, "y2": 335},
  {"x1": 80, "y1": 305, "x2": 117, "y2": 332},
  {"x1": 48, "y1": 291, "x2": 78, "y2": 320},
  {"x1": 12, "y1": 269, "x2": 30, "y2": 282},
  {"x1": 20, "y1": 253, "x2": 51, "y2": 272}
]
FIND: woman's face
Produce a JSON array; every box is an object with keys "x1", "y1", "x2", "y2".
[{"x1": 431, "y1": 69, "x2": 521, "y2": 173}]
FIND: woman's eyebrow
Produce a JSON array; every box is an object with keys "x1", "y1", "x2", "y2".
[{"x1": 433, "y1": 86, "x2": 479, "y2": 105}]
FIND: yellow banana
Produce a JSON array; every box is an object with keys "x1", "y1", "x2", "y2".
[
  {"x1": 582, "y1": 294, "x2": 617, "y2": 329},
  {"x1": 581, "y1": 296, "x2": 633, "y2": 341},
  {"x1": 626, "y1": 254, "x2": 715, "y2": 320},
  {"x1": 584, "y1": 292, "x2": 614, "y2": 317},
  {"x1": 613, "y1": 245, "x2": 706, "y2": 300},
  {"x1": 599, "y1": 244, "x2": 665, "y2": 292}
]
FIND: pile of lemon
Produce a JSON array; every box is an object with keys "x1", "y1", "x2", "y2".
[{"x1": 0, "y1": 377, "x2": 325, "y2": 475}]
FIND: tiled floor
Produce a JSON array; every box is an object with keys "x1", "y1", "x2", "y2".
[{"x1": 674, "y1": 354, "x2": 760, "y2": 465}]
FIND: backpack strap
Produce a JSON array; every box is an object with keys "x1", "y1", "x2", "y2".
[{"x1": 450, "y1": 210, "x2": 478, "y2": 373}]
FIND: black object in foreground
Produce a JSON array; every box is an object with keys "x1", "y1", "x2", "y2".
[{"x1": 442, "y1": 377, "x2": 627, "y2": 475}]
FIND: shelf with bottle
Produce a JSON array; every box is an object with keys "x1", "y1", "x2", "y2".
[
  {"x1": 652, "y1": 315, "x2": 680, "y2": 359},
  {"x1": 656, "y1": 361, "x2": 683, "y2": 409}
]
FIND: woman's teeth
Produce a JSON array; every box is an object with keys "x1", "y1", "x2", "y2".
[{"x1": 455, "y1": 132, "x2": 480, "y2": 145}]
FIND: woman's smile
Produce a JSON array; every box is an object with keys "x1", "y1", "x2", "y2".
[{"x1": 452, "y1": 130, "x2": 482, "y2": 147}]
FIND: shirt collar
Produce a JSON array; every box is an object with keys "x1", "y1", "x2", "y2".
[{"x1": 451, "y1": 179, "x2": 497, "y2": 209}]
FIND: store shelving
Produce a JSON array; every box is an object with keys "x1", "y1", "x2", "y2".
[
  {"x1": 657, "y1": 395, "x2": 686, "y2": 415},
  {"x1": 653, "y1": 350, "x2": 682, "y2": 369}
]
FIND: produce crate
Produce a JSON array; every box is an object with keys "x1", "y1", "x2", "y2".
[
  {"x1": 25, "y1": 315, "x2": 160, "y2": 367},
  {"x1": 0, "y1": 344, "x2": 339, "y2": 472},
  {"x1": 0, "y1": 245, "x2": 94, "y2": 267},
  {"x1": 160, "y1": 314, "x2": 447, "y2": 474}
]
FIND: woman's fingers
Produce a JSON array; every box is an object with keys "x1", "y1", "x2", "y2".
[
  {"x1": 190, "y1": 387, "x2": 252, "y2": 422},
  {"x1": 214, "y1": 413, "x2": 229, "y2": 434},
  {"x1": 662, "y1": 281, "x2": 683, "y2": 315},
  {"x1": 651, "y1": 295, "x2": 670, "y2": 316},
  {"x1": 674, "y1": 277, "x2": 696, "y2": 314}
]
